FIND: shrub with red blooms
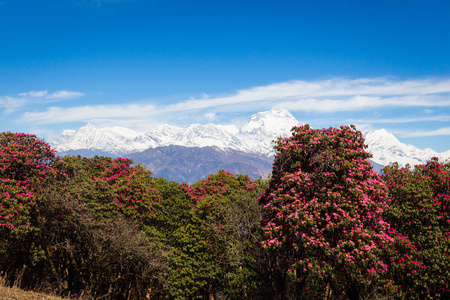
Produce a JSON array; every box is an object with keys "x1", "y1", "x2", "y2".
[
  {"x1": 1, "y1": 134, "x2": 165, "y2": 298},
  {"x1": 0, "y1": 132, "x2": 66, "y2": 262},
  {"x1": 59, "y1": 155, "x2": 162, "y2": 234},
  {"x1": 42, "y1": 156, "x2": 165, "y2": 299},
  {"x1": 382, "y1": 158, "x2": 450, "y2": 299},
  {"x1": 259, "y1": 125, "x2": 406, "y2": 299}
]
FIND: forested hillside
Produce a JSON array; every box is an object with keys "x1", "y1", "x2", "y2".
[{"x1": 0, "y1": 127, "x2": 448, "y2": 300}]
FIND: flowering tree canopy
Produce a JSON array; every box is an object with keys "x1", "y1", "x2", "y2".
[
  {"x1": 0, "y1": 136, "x2": 165, "y2": 298},
  {"x1": 59, "y1": 155, "x2": 161, "y2": 231},
  {"x1": 260, "y1": 125, "x2": 397, "y2": 298},
  {"x1": 382, "y1": 158, "x2": 450, "y2": 299},
  {"x1": 0, "y1": 132, "x2": 70, "y2": 287},
  {"x1": 0, "y1": 132, "x2": 66, "y2": 248}
]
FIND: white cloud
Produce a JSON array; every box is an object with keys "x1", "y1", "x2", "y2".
[
  {"x1": 0, "y1": 96, "x2": 27, "y2": 114},
  {"x1": 162, "y1": 77, "x2": 450, "y2": 113},
  {"x1": 1, "y1": 89, "x2": 85, "y2": 115},
  {"x1": 18, "y1": 90, "x2": 48, "y2": 98},
  {"x1": 16, "y1": 77, "x2": 450, "y2": 131},
  {"x1": 21, "y1": 104, "x2": 157, "y2": 124},
  {"x1": 395, "y1": 127, "x2": 450, "y2": 137},
  {"x1": 346, "y1": 115, "x2": 450, "y2": 124},
  {"x1": 204, "y1": 112, "x2": 216, "y2": 120},
  {"x1": 16, "y1": 90, "x2": 84, "y2": 100},
  {"x1": 279, "y1": 95, "x2": 450, "y2": 113},
  {"x1": 46, "y1": 90, "x2": 85, "y2": 99}
]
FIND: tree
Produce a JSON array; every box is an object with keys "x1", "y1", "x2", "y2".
[
  {"x1": 382, "y1": 158, "x2": 450, "y2": 299},
  {"x1": 165, "y1": 170, "x2": 266, "y2": 299},
  {"x1": 259, "y1": 125, "x2": 401, "y2": 299},
  {"x1": 58, "y1": 155, "x2": 162, "y2": 233},
  {"x1": 0, "y1": 139, "x2": 166, "y2": 299},
  {"x1": 0, "y1": 132, "x2": 66, "y2": 282}
]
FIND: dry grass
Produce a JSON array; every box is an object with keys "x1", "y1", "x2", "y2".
[
  {"x1": 0, "y1": 276, "x2": 70, "y2": 300},
  {"x1": 0, "y1": 285, "x2": 69, "y2": 300}
]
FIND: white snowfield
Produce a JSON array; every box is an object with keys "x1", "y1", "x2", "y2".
[{"x1": 50, "y1": 108, "x2": 450, "y2": 167}]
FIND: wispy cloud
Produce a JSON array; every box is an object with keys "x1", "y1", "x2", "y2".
[
  {"x1": 18, "y1": 90, "x2": 48, "y2": 98},
  {"x1": 204, "y1": 112, "x2": 216, "y2": 120},
  {"x1": 346, "y1": 115, "x2": 450, "y2": 124},
  {"x1": 395, "y1": 127, "x2": 450, "y2": 137},
  {"x1": 0, "y1": 89, "x2": 85, "y2": 115},
  {"x1": 45, "y1": 90, "x2": 85, "y2": 99},
  {"x1": 16, "y1": 90, "x2": 84, "y2": 100},
  {"x1": 18, "y1": 77, "x2": 450, "y2": 130},
  {"x1": 162, "y1": 77, "x2": 450, "y2": 113},
  {"x1": 21, "y1": 104, "x2": 157, "y2": 124},
  {"x1": 0, "y1": 96, "x2": 27, "y2": 114}
]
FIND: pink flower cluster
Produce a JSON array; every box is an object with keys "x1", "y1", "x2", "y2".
[{"x1": 260, "y1": 124, "x2": 415, "y2": 292}]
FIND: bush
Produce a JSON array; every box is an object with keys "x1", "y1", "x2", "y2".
[{"x1": 36, "y1": 188, "x2": 165, "y2": 299}]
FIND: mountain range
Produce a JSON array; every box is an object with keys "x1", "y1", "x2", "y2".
[{"x1": 51, "y1": 108, "x2": 450, "y2": 183}]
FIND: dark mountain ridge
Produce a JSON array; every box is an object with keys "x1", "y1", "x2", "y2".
[
  {"x1": 58, "y1": 145, "x2": 384, "y2": 184},
  {"x1": 127, "y1": 145, "x2": 273, "y2": 184}
]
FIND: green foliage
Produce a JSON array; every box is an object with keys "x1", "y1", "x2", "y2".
[
  {"x1": 164, "y1": 171, "x2": 267, "y2": 299},
  {"x1": 382, "y1": 158, "x2": 450, "y2": 299},
  {"x1": 34, "y1": 187, "x2": 165, "y2": 299}
]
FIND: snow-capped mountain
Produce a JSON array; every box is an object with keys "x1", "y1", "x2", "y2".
[
  {"x1": 363, "y1": 129, "x2": 450, "y2": 167},
  {"x1": 51, "y1": 108, "x2": 302, "y2": 157},
  {"x1": 50, "y1": 108, "x2": 450, "y2": 168},
  {"x1": 52, "y1": 124, "x2": 144, "y2": 154}
]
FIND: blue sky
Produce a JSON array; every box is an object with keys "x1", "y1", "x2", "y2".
[{"x1": 1, "y1": 0, "x2": 449, "y2": 152}]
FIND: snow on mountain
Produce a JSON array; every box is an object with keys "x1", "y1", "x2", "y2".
[
  {"x1": 363, "y1": 129, "x2": 448, "y2": 166},
  {"x1": 50, "y1": 108, "x2": 449, "y2": 167},
  {"x1": 238, "y1": 108, "x2": 303, "y2": 155},
  {"x1": 50, "y1": 108, "x2": 302, "y2": 157},
  {"x1": 242, "y1": 108, "x2": 300, "y2": 136},
  {"x1": 145, "y1": 123, "x2": 242, "y2": 150},
  {"x1": 51, "y1": 124, "x2": 144, "y2": 154}
]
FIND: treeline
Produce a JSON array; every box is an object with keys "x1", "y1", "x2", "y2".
[{"x1": 0, "y1": 127, "x2": 448, "y2": 300}]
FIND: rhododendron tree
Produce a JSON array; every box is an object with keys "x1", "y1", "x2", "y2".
[
  {"x1": 0, "y1": 132, "x2": 65, "y2": 230},
  {"x1": 0, "y1": 132, "x2": 66, "y2": 274},
  {"x1": 42, "y1": 155, "x2": 166, "y2": 298},
  {"x1": 260, "y1": 125, "x2": 399, "y2": 299},
  {"x1": 58, "y1": 155, "x2": 162, "y2": 232},
  {"x1": 382, "y1": 159, "x2": 450, "y2": 299},
  {"x1": 1, "y1": 135, "x2": 166, "y2": 298}
]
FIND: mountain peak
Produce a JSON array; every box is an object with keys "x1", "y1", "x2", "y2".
[
  {"x1": 242, "y1": 108, "x2": 302, "y2": 136},
  {"x1": 363, "y1": 129, "x2": 445, "y2": 166},
  {"x1": 247, "y1": 107, "x2": 295, "y2": 122},
  {"x1": 363, "y1": 128, "x2": 400, "y2": 148},
  {"x1": 76, "y1": 123, "x2": 98, "y2": 133}
]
